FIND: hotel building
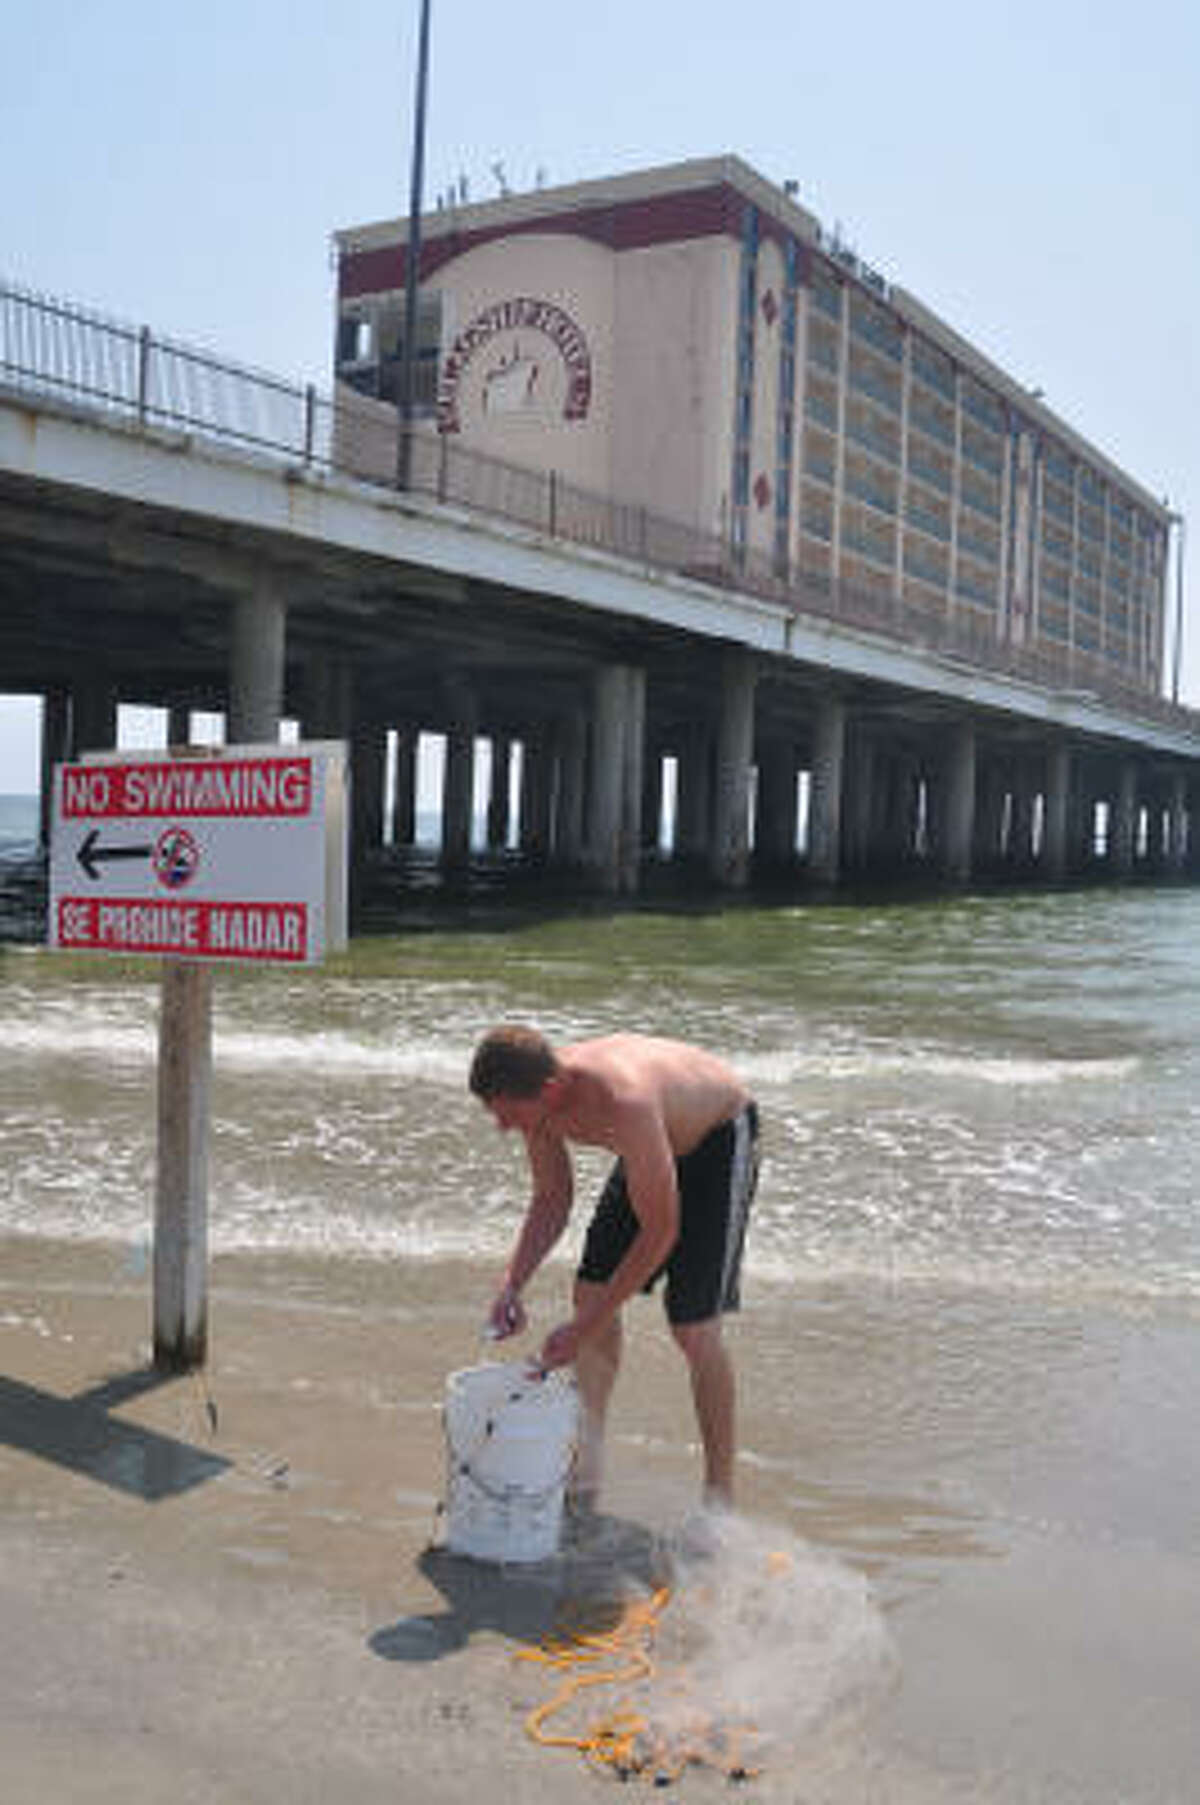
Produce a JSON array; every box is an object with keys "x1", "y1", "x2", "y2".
[{"x1": 333, "y1": 155, "x2": 1170, "y2": 707}]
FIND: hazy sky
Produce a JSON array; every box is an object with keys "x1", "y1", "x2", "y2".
[{"x1": 2, "y1": 0, "x2": 1197, "y2": 785}]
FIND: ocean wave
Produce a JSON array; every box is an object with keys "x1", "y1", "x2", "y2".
[
  {"x1": 737, "y1": 1044, "x2": 1138, "y2": 1090},
  {"x1": 5, "y1": 1010, "x2": 1136, "y2": 1094},
  {"x1": 742, "y1": 1241, "x2": 1200, "y2": 1310},
  {"x1": 1, "y1": 1015, "x2": 471, "y2": 1083}
]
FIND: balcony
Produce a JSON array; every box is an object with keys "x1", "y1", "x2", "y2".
[
  {"x1": 845, "y1": 412, "x2": 900, "y2": 465},
  {"x1": 805, "y1": 385, "x2": 838, "y2": 431},
  {"x1": 960, "y1": 472, "x2": 1001, "y2": 522},
  {"x1": 909, "y1": 401, "x2": 954, "y2": 451},
  {"x1": 905, "y1": 493, "x2": 951, "y2": 543},
  {"x1": 904, "y1": 535, "x2": 949, "y2": 588},
  {"x1": 844, "y1": 463, "x2": 898, "y2": 517},
  {"x1": 847, "y1": 345, "x2": 901, "y2": 414},
  {"x1": 911, "y1": 339, "x2": 955, "y2": 402}
]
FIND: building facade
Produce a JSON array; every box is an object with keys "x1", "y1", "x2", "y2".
[{"x1": 334, "y1": 155, "x2": 1170, "y2": 700}]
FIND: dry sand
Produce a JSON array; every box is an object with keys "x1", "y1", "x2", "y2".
[{"x1": 3, "y1": 1241, "x2": 1199, "y2": 1803}]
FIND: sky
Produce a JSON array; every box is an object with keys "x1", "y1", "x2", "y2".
[{"x1": 2, "y1": 0, "x2": 1198, "y2": 788}]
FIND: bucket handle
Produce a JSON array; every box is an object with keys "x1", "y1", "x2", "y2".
[
  {"x1": 446, "y1": 1386, "x2": 577, "y2": 1507},
  {"x1": 453, "y1": 1446, "x2": 576, "y2": 1507}
]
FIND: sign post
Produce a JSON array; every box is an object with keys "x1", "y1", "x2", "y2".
[
  {"x1": 49, "y1": 742, "x2": 348, "y2": 1368},
  {"x1": 155, "y1": 959, "x2": 212, "y2": 1367}
]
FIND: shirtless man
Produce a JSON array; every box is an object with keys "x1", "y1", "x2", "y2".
[{"x1": 469, "y1": 1025, "x2": 759, "y2": 1507}]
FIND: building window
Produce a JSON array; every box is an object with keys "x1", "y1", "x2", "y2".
[
  {"x1": 733, "y1": 448, "x2": 750, "y2": 507},
  {"x1": 809, "y1": 261, "x2": 842, "y2": 322},
  {"x1": 336, "y1": 292, "x2": 442, "y2": 411},
  {"x1": 911, "y1": 337, "x2": 955, "y2": 401}
]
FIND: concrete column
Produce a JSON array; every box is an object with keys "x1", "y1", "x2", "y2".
[
  {"x1": 392, "y1": 727, "x2": 417, "y2": 847},
  {"x1": 675, "y1": 724, "x2": 712, "y2": 861},
  {"x1": 557, "y1": 713, "x2": 586, "y2": 867},
  {"x1": 1188, "y1": 781, "x2": 1200, "y2": 878},
  {"x1": 885, "y1": 753, "x2": 922, "y2": 869},
  {"x1": 620, "y1": 666, "x2": 646, "y2": 893},
  {"x1": 587, "y1": 666, "x2": 629, "y2": 892},
  {"x1": 756, "y1": 741, "x2": 798, "y2": 869},
  {"x1": 1168, "y1": 769, "x2": 1188, "y2": 874},
  {"x1": 519, "y1": 730, "x2": 554, "y2": 863},
  {"x1": 1111, "y1": 761, "x2": 1137, "y2": 876},
  {"x1": 166, "y1": 701, "x2": 192, "y2": 748},
  {"x1": 844, "y1": 731, "x2": 875, "y2": 874},
  {"x1": 304, "y1": 656, "x2": 352, "y2": 741},
  {"x1": 943, "y1": 721, "x2": 977, "y2": 886},
  {"x1": 487, "y1": 734, "x2": 512, "y2": 851},
  {"x1": 1070, "y1": 765, "x2": 1095, "y2": 870},
  {"x1": 228, "y1": 580, "x2": 285, "y2": 743},
  {"x1": 642, "y1": 749, "x2": 664, "y2": 856},
  {"x1": 1010, "y1": 764, "x2": 1037, "y2": 869},
  {"x1": 1044, "y1": 743, "x2": 1071, "y2": 882},
  {"x1": 710, "y1": 649, "x2": 757, "y2": 887},
  {"x1": 442, "y1": 689, "x2": 477, "y2": 870},
  {"x1": 808, "y1": 696, "x2": 846, "y2": 886},
  {"x1": 71, "y1": 673, "x2": 118, "y2": 756},
  {"x1": 39, "y1": 687, "x2": 71, "y2": 848},
  {"x1": 869, "y1": 746, "x2": 900, "y2": 870},
  {"x1": 351, "y1": 722, "x2": 387, "y2": 856},
  {"x1": 975, "y1": 759, "x2": 1007, "y2": 871},
  {"x1": 1155, "y1": 793, "x2": 1172, "y2": 869}
]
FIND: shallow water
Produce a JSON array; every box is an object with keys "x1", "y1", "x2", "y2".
[{"x1": 5, "y1": 885, "x2": 1200, "y2": 1305}]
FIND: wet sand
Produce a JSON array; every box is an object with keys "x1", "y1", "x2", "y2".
[{"x1": 3, "y1": 1238, "x2": 1200, "y2": 1803}]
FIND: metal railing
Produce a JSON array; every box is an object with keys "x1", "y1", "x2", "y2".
[
  {"x1": 1, "y1": 279, "x2": 1191, "y2": 737},
  {"x1": 1, "y1": 282, "x2": 327, "y2": 465}
]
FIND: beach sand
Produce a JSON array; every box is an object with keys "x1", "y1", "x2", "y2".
[{"x1": 3, "y1": 1239, "x2": 1200, "y2": 1803}]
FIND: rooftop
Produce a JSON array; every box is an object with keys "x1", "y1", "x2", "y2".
[{"x1": 335, "y1": 154, "x2": 1168, "y2": 523}]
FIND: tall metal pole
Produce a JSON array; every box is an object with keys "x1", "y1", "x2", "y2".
[{"x1": 397, "y1": 0, "x2": 432, "y2": 490}]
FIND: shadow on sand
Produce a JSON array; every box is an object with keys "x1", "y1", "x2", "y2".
[
  {"x1": 0, "y1": 1366, "x2": 230, "y2": 1502},
  {"x1": 369, "y1": 1511, "x2": 670, "y2": 1664}
]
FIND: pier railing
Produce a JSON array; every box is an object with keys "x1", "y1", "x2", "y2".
[{"x1": 1, "y1": 279, "x2": 1189, "y2": 735}]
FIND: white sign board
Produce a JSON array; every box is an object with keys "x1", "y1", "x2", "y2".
[{"x1": 48, "y1": 742, "x2": 348, "y2": 965}]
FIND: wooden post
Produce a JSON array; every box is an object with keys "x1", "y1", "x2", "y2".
[
  {"x1": 153, "y1": 958, "x2": 213, "y2": 1370},
  {"x1": 151, "y1": 577, "x2": 285, "y2": 1369}
]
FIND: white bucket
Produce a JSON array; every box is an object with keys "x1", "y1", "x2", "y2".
[{"x1": 443, "y1": 1362, "x2": 579, "y2": 1563}]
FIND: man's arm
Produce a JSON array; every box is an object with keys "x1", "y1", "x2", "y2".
[{"x1": 487, "y1": 1124, "x2": 574, "y2": 1338}]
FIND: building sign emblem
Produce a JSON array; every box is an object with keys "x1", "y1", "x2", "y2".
[{"x1": 437, "y1": 296, "x2": 592, "y2": 434}]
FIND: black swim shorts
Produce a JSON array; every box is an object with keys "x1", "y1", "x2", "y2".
[{"x1": 576, "y1": 1103, "x2": 759, "y2": 1325}]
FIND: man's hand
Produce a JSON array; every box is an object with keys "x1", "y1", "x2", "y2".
[
  {"x1": 485, "y1": 1284, "x2": 527, "y2": 1341},
  {"x1": 537, "y1": 1319, "x2": 582, "y2": 1372}
]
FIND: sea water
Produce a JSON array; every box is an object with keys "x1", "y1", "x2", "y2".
[{"x1": 3, "y1": 884, "x2": 1200, "y2": 1306}]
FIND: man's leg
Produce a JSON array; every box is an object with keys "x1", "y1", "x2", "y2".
[
  {"x1": 571, "y1": 1277, "x2": 622, "y2": 1504},
  {"x1": 671, "y1": 1317, "x2": 735, "y2": 1505}
]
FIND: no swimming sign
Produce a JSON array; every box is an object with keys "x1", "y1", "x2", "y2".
[{"x1": 48, "y1": 742, "x2": 348, "y2": 965}]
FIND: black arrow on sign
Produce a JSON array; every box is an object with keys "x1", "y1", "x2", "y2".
[{"x1": 77, "y1": 828, "x2": 153, "y2": 882}]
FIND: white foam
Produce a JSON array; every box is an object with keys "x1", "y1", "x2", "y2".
[
  {"x1": 738, "y1": 1043, "x2": 1138, "y2": 1090},
  {"x1": 2, "y1": 1014, "x2": 470, "y2": 1084},
  {"x1": 652, "y1": 1513, "x2": 895, "y2": 1754}
]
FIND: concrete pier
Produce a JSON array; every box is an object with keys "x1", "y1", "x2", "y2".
[{"x1": 4, "y1": 374, "x2": 1198, "y2": 912}]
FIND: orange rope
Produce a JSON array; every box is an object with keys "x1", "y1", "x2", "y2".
[{"x1": 520, "y1": 1584, "x2": 761, "y2": 1783}]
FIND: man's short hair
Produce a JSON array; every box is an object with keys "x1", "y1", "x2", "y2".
[{"x1": 469, "y1": 1025, "x2": 558, "y2": 1100}]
